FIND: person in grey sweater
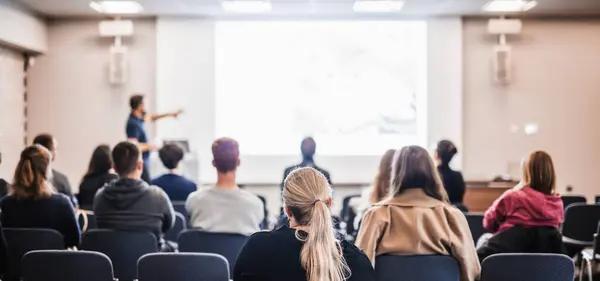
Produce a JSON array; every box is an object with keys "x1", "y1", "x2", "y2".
[
  {"x1": 186, "y1": 138, "x2": 264, "y2": 236},
  {"x1": 94, "y1": 141, "x2": 174, "y2": 241}
]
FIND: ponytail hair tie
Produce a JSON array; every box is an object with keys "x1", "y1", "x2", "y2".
[{"x1": 312, "y1": 199, "x2": 321, "y2": 206}]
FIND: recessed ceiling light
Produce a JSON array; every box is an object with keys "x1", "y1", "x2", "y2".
[
  {"x1": 353, "y1": 0, "x2": 404, "y2": 13},
  {"x1": 483, "y1": 0, "x2": 537, "y2": 12},
  {"x1": 221, "y1": 0, "x2": 272, "y2": 13},
  {"x1": 89, "y1": 1, "x2": 144, "y2": 14}
]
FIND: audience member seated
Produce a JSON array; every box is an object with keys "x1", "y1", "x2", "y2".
[
  {"x1": 356, "y1": 145, "x2": 480, "y2": 281},
  {"x1": 0, "y1": 145, "x2": 80, "y2": 248},
  {"x1": 77, "y1": 145, "x2": 118, "y2": 210},
  {"x1": 93, "y1": 141, "x2": 174, "y2": 244},
  {"x1": 435, "y1": 140, "x2": 467, "y2": 211},
  {"x1": 186, "y1": 138, "x2": 264, "y2": 235},
  {"x1": 349, "y1": 149, "x2": 395, "y2": 230},
  {"x1": 0, "y1": 152, "x2": 9, "y2": 198},
  {"x1": 151, "y1": 143, "x2": 197, "y2": 201},
  {"x1": 32, "y1": 133, "x2": 77, "y2": 206},
  {"x1": 477, "y1": 151, "x2": 565, "y2": 262},
  {"x1": 234, "y1": 167, "x2": 375, "y2": 281}
]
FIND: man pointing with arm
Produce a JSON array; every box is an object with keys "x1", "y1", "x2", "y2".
[{"x1": 126, "y1": 94, "x2": 182, "y2": 183}]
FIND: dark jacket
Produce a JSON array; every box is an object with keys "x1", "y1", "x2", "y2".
[
  {"x1": 234, "y1": 227, "x2": 375, "y2": 281},
  {"x1": 151, "y1": 173, "x2": 197, "y2": 201},
  {"x1": 51, "y1": 169, "x2": 77, "y2": 206},
  {"x1": 93, "y1": 178, "x2": 175, "y2": 239},
  {"x1": 477, "y1": 225, "x2": 566, "y2": 262},
  {"x1": 77, "y1": 172, "x2": 118, "y2": 210},
  {"x1": 0, "y1": 193, "x2": 81, "y2": 248},
  {"x1": 437, "y1": 165, "x2": 466, "y2": 204}
]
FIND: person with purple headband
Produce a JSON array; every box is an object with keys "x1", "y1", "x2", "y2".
[{"x1": 185, "y1": 137, "x2": 264, "y2": 235}]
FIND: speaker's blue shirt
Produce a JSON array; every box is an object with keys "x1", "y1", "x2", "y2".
[{"x1": 126, "y1": 114, "x2": 150, "y2": 162}]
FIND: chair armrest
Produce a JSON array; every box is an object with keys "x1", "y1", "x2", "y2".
[{"x1": 563, "y1": 236, "x2": 594, "y2": 246}]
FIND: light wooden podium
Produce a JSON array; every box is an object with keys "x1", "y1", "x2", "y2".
[{"x1": 463, "y1": 181, "x2": 515, "y2": 213}]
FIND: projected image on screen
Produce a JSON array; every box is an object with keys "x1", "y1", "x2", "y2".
[{"x1": 215, "y1": 21, "x2": 427, "y2": 155}]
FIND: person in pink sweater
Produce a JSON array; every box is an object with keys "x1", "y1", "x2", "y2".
[{"x1": 478, "y1": 151, "x2": 565, "y2": 261}]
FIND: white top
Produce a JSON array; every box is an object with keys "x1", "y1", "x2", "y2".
[{"x1": 185, "y1": 186, "x2": 264, "y2": 236}]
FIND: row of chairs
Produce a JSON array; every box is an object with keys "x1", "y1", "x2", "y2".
[
  {"x1": 21, "y1": 250, "x2": 574, "y2": 281},
  {"x1": 22, "y1": 251, "x2": 230, "y2": 281},
  {"x1": 4, "y1": 228, "x2": 248, "y2": 281}
]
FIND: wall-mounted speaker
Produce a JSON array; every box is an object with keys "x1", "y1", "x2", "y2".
[{"x1": 109, "y1": 45, "x2": 128, "y2": 85}]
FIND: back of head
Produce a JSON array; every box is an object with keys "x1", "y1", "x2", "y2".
[
  {"x1": 283, "y1": 167, "x2": 349, "y2": 281},
  {"x1": 212, "y1": 137, "x2": 239, "y2": 173},
  {"x1": 86, "y1": 145, "x2": 112, "y2": 177},
  {"x1": 436, "y1": 140, "x2": 458, "y2": 167},
  {"x1": 300, "y1": 137, "x2": 316, "y2": 159},
  {"x1": 371, "y1": 149, "x2": 396, "y2": 203},
  {"x1": 12, "y1": 145, "x2": 52, "y2": 199},
  {"x1": 159, "y1": 144, "x2": 184, "y2": 170},
  {"x1": 112, "y1": 142, "x2": 141, "y2": 178},
  {"x1": 522, "y1": 150, "x2": 556, "y2": 195},
  {"x1": 129, "y1": 94, "x2": 144, "y2": 111},
  {"x1": 33, "y1": 133, "x2": 55, "y2": 155},
  {"x1": 391, "y1": 145, "x2": 448, "y2": 202}
]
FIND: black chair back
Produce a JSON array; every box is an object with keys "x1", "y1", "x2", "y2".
[
  {"x1": 165, "y1": 212, "x2": 187, "y2": 242},
  {"x1": 465, "y1": 213, "x2": 485, "y2": 244},
  {"x1": 78, "y1": 210, "x2": 97, "y2": 232},
  {"x1": 172, "y1": 201, "x2": 188, "y2": 220},
  {"x1": 562, "y1": 203, "x2": 600, "y2": 246},
  {"x1": 375, "y1": 255, "x2": 460, "y2": 281},
  {"x1": 561, "y1": 195, "x2": 587, "y2": 210},
  {"x1": 138, "y1": 253, "x2": 229, "y2": 281},
  {"x1": 22, "y1": 250, "x2": 114, "y2": 281},
  {"x1": 3, "y1": 228, "x2": 64, "y2": 281},
  {"x1": 178, "y1": 230, "x2": 248, "y2": 275},
  {"x1": 481, "y1": 253, "x2": 574, "y2": 281},
  {"x1": 340, "y1": 194, "x2": 360, "y2": 221},
  {"x1": 256, "y1": 195, "x2": 268, "y2": 230},
  {"x1": 81, "y1": 230, "x2": 158, "y2": 281}
]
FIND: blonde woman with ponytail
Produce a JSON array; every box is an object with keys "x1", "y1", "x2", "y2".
[{"x1": 234, "y1": 167, "x2": 374, "y2": 281}]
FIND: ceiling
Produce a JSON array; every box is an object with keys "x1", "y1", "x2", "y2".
[{"x1": 15, "y1": 0, "x2": 600, "y2": 17}]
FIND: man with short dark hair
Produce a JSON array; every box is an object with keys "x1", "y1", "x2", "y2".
[
  {"x1": 185, "y1": 138, "x2": 264, "y2": 235},
  {"x1": 32, "y1": 133, "x2": 77, "y2": 206},
  {"x1": 151, "y1": 144, "x2": 197, "y2": 201},
  {"x1": 126, "y1": 94, "x2": 182, "y2": 183},
  {"x1": 93, "y1": 141, "x2": 174, "y2": 243}
]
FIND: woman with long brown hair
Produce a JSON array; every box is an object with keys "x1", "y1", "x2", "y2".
[
  {"x1": 350, "y1": 149, "x2": 395, "y2": 229},
  {"x1": 234, "y1": 167, "x2": 374, "y2": 281},
  {"x1": 77, "y1": 144, "x2": 117, "y2": 210},
  {"x1": 356, "y1": 145, "x2": 480, "y2": 281},
  {"x1": 0, "y1": 145, "x2": 80, "y2": 248}
]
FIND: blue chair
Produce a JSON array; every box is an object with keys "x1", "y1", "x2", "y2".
[
  {"x1": 481, "y1": 253, "x2": 574, "y2": 281},
  {"x1": 165, "y1": 211, "x2": 187, "y2": 243},
  {"x1": 138, "y1": 253, "x2": 229, "y2": 281},
  {"x1": 81, "y1": 230, "x2": 158, "y2": 281},
  {"x1": 375, "y1": 255, "x2": 460, "y2": 281},
  {"x1": 22, "y1": 250, "x2": 115, "y2": 281},
  {"x1": 562, "y1": 196, "x2": 587, "y2": 211},
  {"x1": 465, "y1": 213, "x2": 485, "y2": 244},
  {"x1": 178, "y1": 230, "x2": 248, "y2": 276},
  {"x1": 4, "y1": 228, "x2": 64, "y2": 281}
]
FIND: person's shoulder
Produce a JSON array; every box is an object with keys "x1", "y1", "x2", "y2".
[
  {"x1": 53, "y1": 170, "x2": 68, "y2": 181},
  {"x1": 238, "y1": 189, "x2": 263, "y2": 205},
  {"x1": 186, "y1": 188, "x2": 211, "y2": 201},
  {"x1": 50, "y1": 193, "x2": 74, "y2": 206},
  {"x1": 341, "y1": 240, "x2": 375, "y2": 278}
]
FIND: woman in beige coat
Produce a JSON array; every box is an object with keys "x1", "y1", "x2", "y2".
[{"x1": 355, "y1": 145, "x2": 480, "y2": 281}]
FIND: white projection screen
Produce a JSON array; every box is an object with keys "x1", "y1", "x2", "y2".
[
  {"x1": 155, "y1": 18, "x2": 463, "y2": 184},
  {"x1": 215, "y1": 21, "x2": 427, "y2": 156}
]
